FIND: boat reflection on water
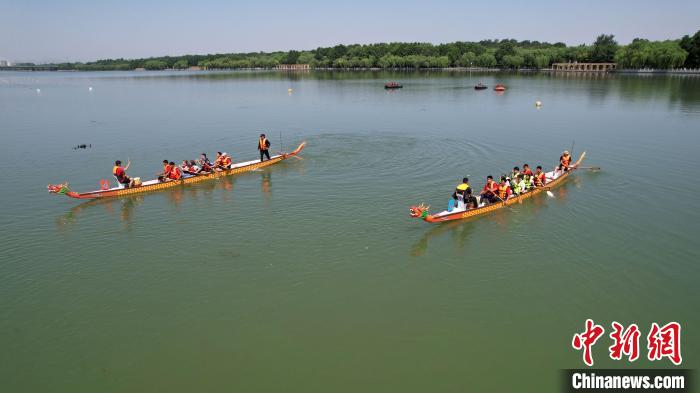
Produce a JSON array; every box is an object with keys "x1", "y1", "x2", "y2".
[
  {"x1": 410, "y1": 219, "x2": 476, "y2": 257},
  {"x1": 56, "y1": 195, "x2": 144, "y2": 230}
]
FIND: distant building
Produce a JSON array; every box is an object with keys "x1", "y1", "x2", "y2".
[
  {"x1": 276, "y1": 64, "x2": 310, "y2": 70},
  {"x1": 551, "y1": 62, "x2": 616, "y2": 72},
  {"x1": 0, "y1": 60, "x2": 9, "y2": 67}
]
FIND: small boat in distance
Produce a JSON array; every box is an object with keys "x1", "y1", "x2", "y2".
[
  {"x1": 385, "y1": 82, "x2": 403, "y2": 89},
  {"x1": 474, "y1": 83, "x2": 488, "y2": 90},
  {"x1": 494, "y1": 84, "x2": 506, "y2": 91}
]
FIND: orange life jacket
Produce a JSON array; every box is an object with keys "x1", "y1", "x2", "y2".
[
  {"x1": 499, "y1": 184, "x2": 509, "y2": 199},
  {"x1": 222, "y1": 156, "x2": 232, "y2": 167},
  {"x1": 169, "y1": 167, "x2": 182, "y2": 180},
  {"x1": 113, "y1": 166, "x2": 120, "y2": 176},
  {"x1": 259, "y1": 137, "x2": 268, "y2": 151},
  {"x1": 561, "y1": 155, "x2": 571, "y2": 167}
]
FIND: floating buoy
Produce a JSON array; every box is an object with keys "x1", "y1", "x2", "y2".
[
  {"x1": 288, "y1": 88, "x2": 293, "y2": 94},
  {"x1": 535, "y1": 100, "x2": 542, "y2": 107},
  {"x1": 36, "y1": 88, "x2": 41, "y2": 93},
  {"x1": 88, "y1": 86, "x2": 93, "y2": 91}
]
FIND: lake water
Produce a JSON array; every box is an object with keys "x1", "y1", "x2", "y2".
[{"x1": 1, "y1": 70, "x2": 699, "y2": 392}]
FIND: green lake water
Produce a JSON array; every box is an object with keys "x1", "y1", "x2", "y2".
[{"x1": 1, "y1": 70, "x2": 699, "y2": 392}]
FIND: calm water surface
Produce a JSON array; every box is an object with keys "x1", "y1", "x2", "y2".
[{"x1": 1, "y1": 70, "x2": 699, "y2": 392}]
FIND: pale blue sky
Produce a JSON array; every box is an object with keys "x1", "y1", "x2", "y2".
[{"x1": 1, "y1": 0, "x2": 698, "y2": 63}]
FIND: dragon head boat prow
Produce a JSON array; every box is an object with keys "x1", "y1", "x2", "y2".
[
  {"x1": 47, "y1": 183, "x2": 80, "y2": 198},
  {"x1": 409, "y1": 203, "x2": 431, "y2": 220}
]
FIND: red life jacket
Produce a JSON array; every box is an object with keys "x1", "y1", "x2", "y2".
[
  {"x1": 535, "y1": 172, "x2": 546, "y2": 186},
  {"x1": 222, "y1": 156, "x2": 232, "y2": 167},
  {"x1": 169, "y1": 167, "x2": 182, "y2": 180}
]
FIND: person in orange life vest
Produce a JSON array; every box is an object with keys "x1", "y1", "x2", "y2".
[
  {"x1": 558, "y1": 150, "x2": 572, "y2": 172},
  {"x1": 157, "y1": 160, "x2": 171, "y2": 182},
  {"x1": 113, "y1": 160, "x2": 135, "y2": 188},
  {"x1": 534, "y1": 166, "x2": 547, "y2": 187},
  {"x1": 522, "y1": 164, "x2": 533, "y2": 177},
  {"x1": 498, "y1": 176, "x2": 513, "y2": 201},
  {"x1": 479, "y1": 175, "x2": 500, "y2": 205},
  {"x1": 167, "y1": 161, "x2": 182, "y2": 181},
  {"x1": 258, "y1": 133, "x2": 271, "y2": 162},
  {"x1": 214, "y1": 152, "x2": 232, "y2": 171}
]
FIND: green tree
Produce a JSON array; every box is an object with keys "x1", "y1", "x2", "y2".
[
  {"x1": 144, "y1": 60, "x2": 167, "y2": 70},
  {"x1": 495, "y1": 41, "x2": 516, "y2": 63},
  {"x1": 173, "y1": 59, "x2": 189, "y2": 69},
  {"x1": 475, "y1": 53, "x2": 497, "y2": 67},
  {"x1": 458, "y1": 52, "x2": 477, "y2": 67},
  {"x1": 284, "y1": 50, "x2": 300, "y2": 64},
  {"x1": 502, "y1": 55, "x2": 524, "y2": 69},
  {"x1": 590, "y1": 34, "x2": 618, "y2": 62},
  {"x1": 679, "y1": 30, "x2": 700, "y2": 67}
]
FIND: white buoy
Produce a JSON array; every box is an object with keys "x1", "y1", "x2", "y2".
[
  {"x1": 535, "y1": 100, "x2": 542, "y2": 107},
  {"x1": 36, "y1": 88, "x2": 41, "y2": 94},
  {"x1": 88, "y1": 86, "x2": 93, "y2": 91},
  {"x1": 288, "y1": 88, "x2": 293, "y2": 93}
]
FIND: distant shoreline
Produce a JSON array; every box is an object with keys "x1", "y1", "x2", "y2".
[{"x1": 3, "y1": 66, "x2": 700, "y2": 75}]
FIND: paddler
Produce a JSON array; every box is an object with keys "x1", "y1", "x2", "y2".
[
  {"x1": 559, "y1": 150, "x2": 572, "y2": 172},
  {"x1": 258, "y1": 133, "x2": 271, "y2": 162},
  {"x1": 157, "y1": 160, "x2": 171, "y2": 182},
  {"x1": 479, "y1": 175, "x2": 499, "y2": 205},
  {"x1": 534, "y1": 166, "x2": 547, "y2": 187},
  {"x1": 452, "y1": 177, "x2": 472, "y2": 209},
  {"x1": 167, "y1": 161, "x2": 182, "y2": 181},
  {"x1": 199, "y1": 153, "x2": 212, "y2": 170},
  {"x1": 513, "y1": 174, "x2": 526, "y2": 195},
  {"x1": 113, "y1": 160, "x2": 135, "y2": 188},
  {"x1": 214, "y1": 152, "x2": 232, "y2": 171},
  {"x1": 498, "y1": 176, "x2": 513, "y2": 201},
  {"x1": 522, "y1": 164, "x2": 533, "y2": 177},
  {"x1": 510, "y1": 166, "x2": 521, "y2": 181}
]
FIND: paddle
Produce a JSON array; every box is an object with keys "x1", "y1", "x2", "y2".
[{"x1": 575, "y1": 166, "x2": 601, "y2": 171}]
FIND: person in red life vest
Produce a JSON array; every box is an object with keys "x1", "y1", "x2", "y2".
[
  {"x1": 534, "y1": 166, "x2": 547, "y2": 187},
  {"x1": 187, "y1": 160, "x2": 201, "y2": 175},
  {"x1": 479, "y1": 175, "x2": 500, "y2": 205},
  {"x1": 167, "y1": 161, "x2": 182, "y2": 181},
  {"x1": 522, "y1": 163, "x2": 533, "y2": 177},
  {"x1": 258, "y1": 133, "x2": 271, "y2": 162},
  {"x1": 559, "y1": 150, "x2": 572, "y2": 172},
  {"x1": 498, "y1": 176, "x2": 513, "y2": 201},
  {"x1": 157, "y1": 160, "x2": 171, "y2": 182},
  {"x1": 113, "y1": 160, "x2": 135, "y2": 188}
]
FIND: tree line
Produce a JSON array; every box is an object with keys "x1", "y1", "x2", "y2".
[{"x1": 49, "y1": 31, "x2": 700, "y2": 71}]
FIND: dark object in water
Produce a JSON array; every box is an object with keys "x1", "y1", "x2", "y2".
[
  {"x1": 385, "y1": 82, "x2": 403, "y2": 89},
  {"x1": 74, "y1": 144, "x2": 92, "y2": 150},
  {"x1": 474, "y1": 83, "x2": 488, "y2": 90}
]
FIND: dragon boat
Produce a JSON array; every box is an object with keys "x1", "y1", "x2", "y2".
[
  {"x1": 48, "y1": 142, "x2": 305, "y2": 200},
  {"x1": 409, "y1": 151, "x2": 585, "y2": 223}
]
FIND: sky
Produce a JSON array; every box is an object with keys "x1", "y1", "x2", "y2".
[{"x1": 1, "y1": 0, "x2": 698, "y2": 63}]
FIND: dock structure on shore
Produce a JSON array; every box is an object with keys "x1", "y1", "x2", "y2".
[
  {"x1": 276, "y1": 64, "x2": 310, "y2": 70},
  {"x1": 551, "y1": 62, "x2": 616, "y2": 72}
]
